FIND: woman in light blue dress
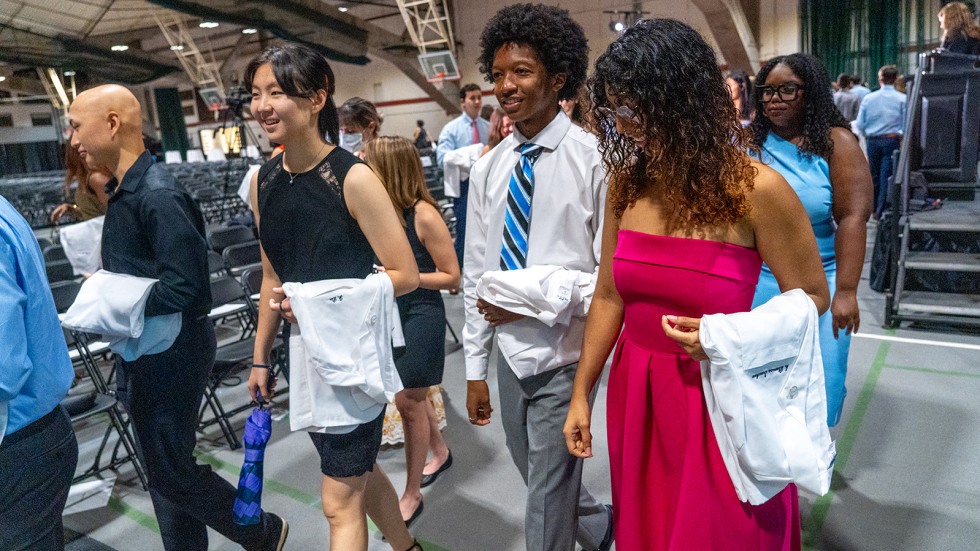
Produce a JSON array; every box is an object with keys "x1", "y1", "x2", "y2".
[{"x1": 749, "y1": 54, "x2": 874, "y2": 427}]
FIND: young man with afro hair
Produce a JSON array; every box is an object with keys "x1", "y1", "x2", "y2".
[{"x1": 461, "y1": 4, "x2": 613, "y2": 551}]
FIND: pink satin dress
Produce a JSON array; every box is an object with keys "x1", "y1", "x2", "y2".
[{"x1": 607, "y1": 230, "x2": 801, "y2": 550}]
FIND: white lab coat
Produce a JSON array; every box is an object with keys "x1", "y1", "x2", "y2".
[
  {"x1": 61, "y1": 270, "x2": 181, "y2": 361},
  {"x1": 442, "y1": 143, "x2": 485, "y2": 198},
  {"x1": 59, "y1": 216, "x2": 104, "y2": 276},
  {"x1": 282, "y1": 274, "x2": 404, "y2": 434},
  {"x1": 699, "y1": 288, "x2": 836, "y2": 505},
  {"x1": 475, "y1": 265, "x2": 594, "y2": 379}
]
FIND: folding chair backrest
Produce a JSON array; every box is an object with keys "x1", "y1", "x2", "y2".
[
  {"x1": 43, "y1": 245, "x2": 68, "y2": 263},
  {"x1": 210, "y1": 276, "x2": 247, "y2": 308},
  {"x1": 208, "y1": 225, "x2": 254, "y2": 253},
  {"x1": 241, "y1": 265, "x2": 263, "y2": 297},
  {"x1": 50, "y1": 280, "x2": 82, "y2": 313},
  {"x1": 222, "y1": 240, "x2": 261, "y2": 272},
  {"x1": 46, "y1": 259, "x2": 75, "y2": 283},
  {"x1": 208, "y1": 250, "x2": 227, "y2": 276}
]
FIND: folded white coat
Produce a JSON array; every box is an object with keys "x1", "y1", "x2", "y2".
[
  {"x1": 61, "y1": 270, "x2": 181, "y2": 361},
  {"x1": 699, "y1": 288, "x2": 836, "y2": 505},
  {"x1": 59, "y1": 215, "x2": 104, "y2": 276},
  {"x1": 442, "y1": 143, "x2": 485, "y2": 198},
  {"x1": 476, "y1": 265, "x2": 594, "y2": 379},
  {"x1": 282, "y1": 273, "x2": 404, "y2": 434}
]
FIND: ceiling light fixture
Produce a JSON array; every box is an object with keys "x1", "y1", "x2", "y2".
[
  {"x1": 171, "y1": 44, "x2": 185, "y2": 51},
  {"x1": 199, "y1": 21, "x2": 219, "y2": 28},
  {"x1": 0, "y1": 76, "x2": 6, "y2": 82},
  {"x1": 64, "y1": 71, "x2": 76, "y2": 76},
  {"x1": 338, "y1": 6, "x2": 349, "y2": 12},
  {"x1": 242, "y1": 28, "x2": 258, "y2": 34},
  {"x1": 111, "y1": 45, "x2": 129, "y2": 51},
  {"x1": 604, "y1": 10, "x2": 647, "y2": 34}
]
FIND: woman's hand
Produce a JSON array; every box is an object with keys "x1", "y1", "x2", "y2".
[
  {"x1": 831, "y1": 289, "x2": 860, "y2": 338},
  {"x1": 564, "y1": 395, "x2": 595, "y2": 458},
  {"x1": 662, "y1": 315, "x2": 707, "y2": 361},
  {"x1": 247, "y1": 366, "x2": 278, "y2": 403},
  {"x1": 269, "y1": 287, "x2": 297, "y2": 324},
  {"x1": 50, "y1": 203, "x2": 74, "y2": 223}
]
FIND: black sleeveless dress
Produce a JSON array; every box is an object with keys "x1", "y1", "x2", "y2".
[
  {"x1": 257, "y1": 146, "x2": 384, "y2": 478},
  {"x1": 394, "y1": 202, "x2": 447, "y2": 388}
]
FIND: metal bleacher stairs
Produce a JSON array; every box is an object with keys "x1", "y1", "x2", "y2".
[{"x1": 884, "y1": 50, "x2": 980, "y2": 328}]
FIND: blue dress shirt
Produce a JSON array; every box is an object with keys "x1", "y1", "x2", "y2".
[
  {"x1": 856, "y1": 85, "x2": 906, "y2": 138},
  {"x1": 0, "y1": 195, "x2": 74, "y2": 436},
  {"x1": 436, "y1": 113, "x2": 490, "y2": 165}
]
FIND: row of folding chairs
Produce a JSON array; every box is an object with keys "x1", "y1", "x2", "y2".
[
  {"x1": 201, "y1": 266, "x2": 286, "y2": 449},
  {"x1": 50, "y1": 280, "x2": 149, "y2": 491}
]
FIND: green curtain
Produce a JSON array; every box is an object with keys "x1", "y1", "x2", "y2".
[
  {"x1": 801, "y1": 0, "x2": 944, "y2": 86},
  {"x1": 153, "y1": 87, "x2": 190, "y2": 161}
]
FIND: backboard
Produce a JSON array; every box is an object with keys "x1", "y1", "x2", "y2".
[{"x1": 418, "y1": 51, "x2": 461, "y2": 83}]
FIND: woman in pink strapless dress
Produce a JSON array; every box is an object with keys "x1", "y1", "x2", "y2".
[{"x1": 564, "y1": 19, "x2": 831, "y2": 551}]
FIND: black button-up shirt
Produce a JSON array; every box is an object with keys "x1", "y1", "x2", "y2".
[{"x1": 101, "y1": 151, "x2": 212, "y2": 317}]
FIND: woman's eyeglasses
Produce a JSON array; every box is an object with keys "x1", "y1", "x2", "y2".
[
  {"x1": 758, "y1": 83, "x2": 802, "y2": 103},
  {"x1": 597, "y1": 105, "x2": 640, "y2": 123}
]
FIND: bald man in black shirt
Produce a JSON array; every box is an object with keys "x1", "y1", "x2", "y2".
[{"x1": 69, "y1": 85, "x2": 287, "y2": 551}]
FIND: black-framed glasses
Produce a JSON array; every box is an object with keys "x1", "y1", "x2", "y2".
[
  {"x1": 597, "y1": 105, "x2": 640, "y2": 123},
  {"x1": 759, "y1": 83, "x2": 802, "y2": 103}
]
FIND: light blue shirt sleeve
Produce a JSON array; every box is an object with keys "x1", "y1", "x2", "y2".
[
  {"x1": 437, "y1": 114, "x2": 492, "y2": 166},
  {"x1": 0, "y1": 238, "x2": 30, "y2": 403}
]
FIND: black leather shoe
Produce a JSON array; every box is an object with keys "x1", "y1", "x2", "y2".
[
  {"x1": 405, "y1": 499, "x2": 424, "y2": 529},
  {"x1": 592, "y1": 504, "x2": 613, "y2": 551},
  {"x1": 419, "y1": 450, "x2": 453, "y2": 488},
  {"x1": 262, "y1": 513, "x2": 289, "y2": 551}
]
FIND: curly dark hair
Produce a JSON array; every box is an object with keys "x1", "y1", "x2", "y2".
[
  {"x1": 478, "y1": 3, "x2": 588, "y2": 101},
  {"x1": 749, "y1": 53, "x2": 850, "y2": 159},
  {"x1": 590, "y1": 18, "x2": 756, "y2": 229}
]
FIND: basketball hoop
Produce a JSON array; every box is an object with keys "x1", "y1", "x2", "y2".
[
  {"x1": 419, "y1": 51, "x2": 461, "y2": 84},
  {"x1": 209, "y1": 101, "x2": 222, "y2": 121}
]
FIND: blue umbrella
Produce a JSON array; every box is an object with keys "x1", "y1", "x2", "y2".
[{"x1": 234, "y1": 402, "x2": 272, "y2": 526}]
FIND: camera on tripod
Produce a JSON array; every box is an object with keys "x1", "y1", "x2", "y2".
[{"x1": 224, "y1": 85, "x2": 251, "y2": 116}]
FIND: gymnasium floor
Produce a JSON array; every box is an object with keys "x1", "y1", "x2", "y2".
[{"x1": 62, "y1": 224, "x2": 980, "y2": 551}]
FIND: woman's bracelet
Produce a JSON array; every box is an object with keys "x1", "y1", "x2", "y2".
[{"x1": 252, "y1": 363, "x2": 272, "y2": 370}]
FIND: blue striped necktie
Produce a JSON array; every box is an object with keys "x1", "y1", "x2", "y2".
[{"x1": 500, "y1": 142, "x2": 543, "y2": 270}]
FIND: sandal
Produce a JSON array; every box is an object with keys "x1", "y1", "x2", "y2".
[{"x1": 405, "y1": 538, "x2": 423, "y2": 551}]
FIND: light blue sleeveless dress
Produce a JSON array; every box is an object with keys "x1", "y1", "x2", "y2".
[{"x1": 751, "y1": 133, "x2": 850, "y2": 427}]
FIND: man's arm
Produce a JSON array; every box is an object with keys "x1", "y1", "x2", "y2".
[
  {"x1": 462, "y1": 156, "x2": 494, "y2": 382},
  {"x1": 436, "y1": 119, "x2": 457, "y2": 166},
  {"x1": 142, "y1": 190, "x2": 211, "y2": 316},
  {"x1": 0, "y1": 240, "x2": 30, "y2": 402}
]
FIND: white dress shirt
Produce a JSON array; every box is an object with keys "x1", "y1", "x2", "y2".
[
  {"x1": 463, "y1": 111, "x2": 605, "y2": 381},
  {"x1": 699, "y1": 289, "x2": 836, "y2": 505}
]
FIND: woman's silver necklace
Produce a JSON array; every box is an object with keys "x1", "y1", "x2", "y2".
[{"x1": 284, "y1": 143, "x2": 327, "y2": 184}]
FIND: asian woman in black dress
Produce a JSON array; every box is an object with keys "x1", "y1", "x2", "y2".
[{"x1": 244, "y1": 44, "x2": 422, "y2": 551}]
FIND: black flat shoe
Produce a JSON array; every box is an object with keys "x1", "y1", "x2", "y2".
[
  {"x1": 419, "y1": 450, "x2": 453, "y2": 488},
  {"x1": 405, "y1": 499, "x2": 424, "y2": 529}
]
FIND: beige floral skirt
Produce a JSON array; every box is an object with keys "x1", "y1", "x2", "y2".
[{"x1": 381, "y1": 385, "x2": 448, "y2": 447}]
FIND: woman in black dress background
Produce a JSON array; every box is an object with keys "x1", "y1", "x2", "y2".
[
  {"x1": 365, "y1": 136, "x2": 458, "y2": 525},
  {"x1": 244, "y1": 44, "x2": 422, "y2": 551}
]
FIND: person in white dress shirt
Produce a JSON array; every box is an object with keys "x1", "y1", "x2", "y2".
[{"x1": 462, "y1": 4, "x2": 613, "y2": 551}]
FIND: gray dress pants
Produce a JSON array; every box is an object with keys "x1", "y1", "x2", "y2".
[{"x1": 497, "y1": 356, "x2": 610, "y2": 551}]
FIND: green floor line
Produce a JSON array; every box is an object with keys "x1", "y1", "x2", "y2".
[
  {"x1": 887, "y1": 363, "x2": 980, "y2": 379},
  {"x1": 194, "y1": 448, "x2": 452, "y2": 551},
  {"x1": 108, "y1": 496, "x2": 159, "y2": 533},
  {"x1": 802, "y1": 340, "x2": 891, "y2": 550},
  {"x1": 195, "y1": 450, "x2": 321, "y2": 507}
]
